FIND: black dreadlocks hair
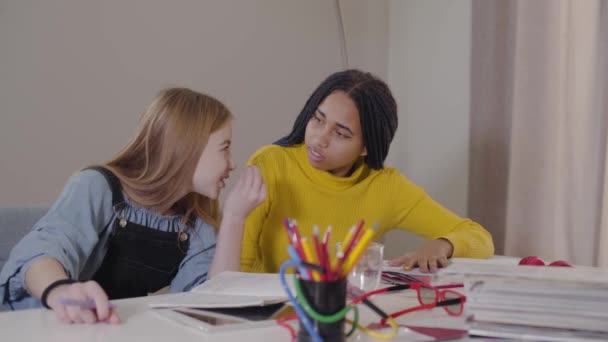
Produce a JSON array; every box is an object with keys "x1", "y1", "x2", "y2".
[{"x1": 275, "y1": 69, "x2": 398, "y2": 169}]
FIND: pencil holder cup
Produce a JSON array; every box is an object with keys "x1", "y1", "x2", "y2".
[{"x1": 296, "y1": 277, "x2": 347, "y2": 342}]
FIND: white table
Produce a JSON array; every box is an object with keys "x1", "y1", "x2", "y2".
[{"x1": 0, "y1": 290, "x2": 476, "y2": 341}]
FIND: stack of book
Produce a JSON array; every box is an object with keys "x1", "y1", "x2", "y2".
[{"x1": 436, "y1": 259, "x2": 608, "y2": 341}]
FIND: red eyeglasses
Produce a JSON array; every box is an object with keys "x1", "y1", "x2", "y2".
[
  {"x1": 350, "y1": 282, "x2": 466, "y2": 323},
  {"x1": 386, "y1": 288, "x2": 466, "y2": 323}
]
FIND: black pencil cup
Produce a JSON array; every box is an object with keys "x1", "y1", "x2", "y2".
[{"x1": 296, "y1": 277, "x2": 347, "y2": 342}]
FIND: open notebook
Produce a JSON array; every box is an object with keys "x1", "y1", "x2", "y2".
[{"x1": 150, "y1": 271, "x2": 293, "y2": 309}]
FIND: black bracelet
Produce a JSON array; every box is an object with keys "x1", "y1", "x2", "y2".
[{"x1": 41, "y1": 278, "x2": 76, "y2": 309}]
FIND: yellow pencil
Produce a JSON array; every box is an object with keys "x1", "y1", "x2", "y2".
[
  {"x1": 332, "y1": 226, "x2": 355, "y2": 272},
  {"x1": 301, "y1": 238, "x2": 321, "y2": 281},
  {"x1": 338, "y1": 226, "x2": 355, "y2": 255},
  {"x1": 341, "y1": 228, "x2": 374, "y2": 277}
]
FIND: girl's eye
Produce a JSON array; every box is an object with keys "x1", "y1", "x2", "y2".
[{"x1": 335, "y1": 131, "x2": 351, "y2": 139}]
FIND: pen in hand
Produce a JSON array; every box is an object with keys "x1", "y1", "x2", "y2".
[
  {"x1": 57, "y1": 298, "x2": 119, "y2": 324},
  {"x1": 58, "y1": 298, "x2": 115, "y2": 310}
]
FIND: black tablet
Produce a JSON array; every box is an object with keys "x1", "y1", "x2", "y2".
[{"x1": 154, "y1": 303, "x2": 294, "y2": 333}]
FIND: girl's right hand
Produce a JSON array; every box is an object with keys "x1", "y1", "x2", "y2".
[
  {"x1": 46, "y1": 280, "x2": 120, "y2": 324},
  {"x1": 223, "y1": 165, "x2": 266, "y2": 221}
]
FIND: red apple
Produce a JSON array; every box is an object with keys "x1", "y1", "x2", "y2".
[
  {"x1": 548, "y1": 260, "x2": 573, "y2": 267},
  {"x1": 519, "y1": 256, "x2": 545, "y2": 266}
]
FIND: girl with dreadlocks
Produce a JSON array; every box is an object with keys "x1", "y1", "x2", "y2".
[{"x1": 240, "y1": 69, "x2": 494, "y2": 274}]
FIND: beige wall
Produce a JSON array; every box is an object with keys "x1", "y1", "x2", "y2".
[
  {"x1": 383, "y1": 0, "x2": 472, "y2": 258},
  {"x1": 1, "y1": 1, "x2": 472, "y2": 259},
  {"x1": 0, "y1": 0, "x2": 388, "y2": 205}
]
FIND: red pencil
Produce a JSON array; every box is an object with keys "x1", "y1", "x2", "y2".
[
  {"x1": 322, "y1": 226, "x2": 332, "y2": 281},
  {"x1": 312, "y1": 225, "x2": 326, "y2": 281},
  {"x1": 322, "y1": 225, "x2": 332, "y2": 246},
  {"x1": 291, "y1": 220, "x2": 303, "y2": 252},
  {"x1": 333, "y1": 252, "x2": 346, "y2": 280}
]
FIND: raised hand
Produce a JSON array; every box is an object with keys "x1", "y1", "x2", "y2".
[{"x1": 222, "y1": 165, "x2": 266, "y2": 221}]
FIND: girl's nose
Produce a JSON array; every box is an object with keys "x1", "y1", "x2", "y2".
[{"x1": 314, "y1": 130, "x2": 330, "y2": 148}]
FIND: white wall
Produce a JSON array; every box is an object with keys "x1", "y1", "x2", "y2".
[
  {"x1": 383, "y1": 0, "x2": 472, "y2": 258},
  {"x1": 0, "y1": 0, "x2": 388, "y2": 205}
]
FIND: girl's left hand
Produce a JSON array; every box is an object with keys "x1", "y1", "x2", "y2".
[
  {"x1": 387, "y1": 238, "x2": 454, "y2": 273},
  {"x1": 223, "y1": 166, "x2": 266, "y2": 221}
]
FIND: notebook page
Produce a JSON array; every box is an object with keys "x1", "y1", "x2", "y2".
[{"x1": 190, "y1": 271, "x2": 294, "y2": 298}]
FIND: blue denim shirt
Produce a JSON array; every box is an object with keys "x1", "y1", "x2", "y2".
[{"x1": 0, "y1": 170, "x2": 216, "y2": 310}]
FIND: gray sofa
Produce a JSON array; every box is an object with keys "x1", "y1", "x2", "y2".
[{"x1": 0, "y1": 206, "x2": 48, "y2": 271}]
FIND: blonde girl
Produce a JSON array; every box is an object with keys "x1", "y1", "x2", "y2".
[{"x1": 0, "y1": 88, "x2": 265, "y2": 323}]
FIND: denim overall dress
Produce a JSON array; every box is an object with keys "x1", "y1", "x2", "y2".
[{"x1": 88, "y1": 167, "x2": 190, "y2": 299}]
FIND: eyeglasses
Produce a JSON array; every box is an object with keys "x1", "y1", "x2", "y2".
[
  {"x1": 388, "y1": 287, "x2": 466, "y2": 322},
  {"x1": 381, "y1": 270, "x2": 464, "y2": 303},
  {"x1": 350, "y1": 282, "x2": 466, "y2": 320}
]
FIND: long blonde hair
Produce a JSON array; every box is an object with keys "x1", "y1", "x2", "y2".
[{"x1": 100, "y1": 87, "x2": 232, "y2": 229}]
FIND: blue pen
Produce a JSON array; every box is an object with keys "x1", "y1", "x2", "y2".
[
  {"x1": 59, "y1": 298, "x2": 115, "y2": 310},
  {"x1": 287, "y1": 245, "x2": 309, "y2": 280}
]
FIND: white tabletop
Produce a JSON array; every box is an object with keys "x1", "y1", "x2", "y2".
[{"x1": 0, "y1": 289, "x2": 478, "y2": 342}]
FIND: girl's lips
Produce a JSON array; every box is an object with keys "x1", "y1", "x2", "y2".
[
  {"x1": 218, "y1": 174, "x2": 229, "y2": 189},
  {"x1": 308, "y1": 147, "x2": 325, "y2": 162}
]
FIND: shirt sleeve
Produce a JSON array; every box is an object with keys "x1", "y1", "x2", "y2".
[
  {"x1": 387, "y1": 171, "x2": 495, "y2": 258},
  {"x1": 0, "y1": 170, "x2": 114, "y2": 307},
  {"x1": 169, "y1": 220, "x2": 217, "y2": 292},
  {"x1": 240, "y1": 149, "x2": 274, "y2": 272}
]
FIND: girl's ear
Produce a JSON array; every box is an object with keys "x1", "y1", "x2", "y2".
[{"x1": 360, "y1": 147, "x2": 367, "y2": 156}]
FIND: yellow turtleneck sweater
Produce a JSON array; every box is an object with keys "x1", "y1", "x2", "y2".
[{"x1": 241, "y1": 144, "x2": 494, "y2": 273}]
